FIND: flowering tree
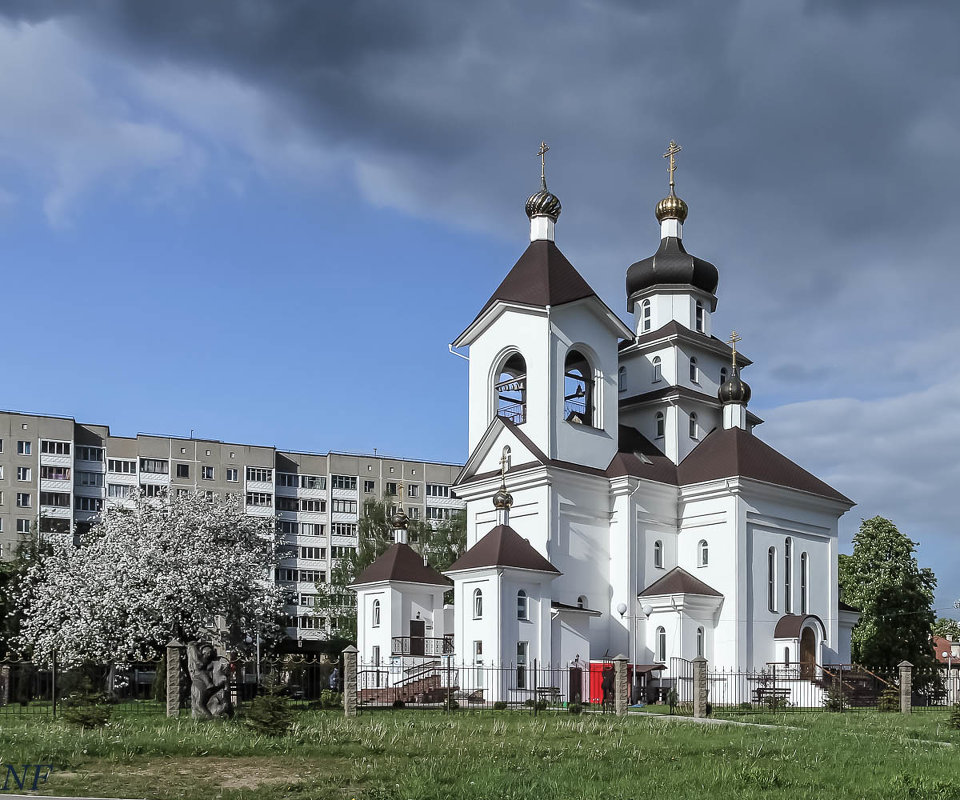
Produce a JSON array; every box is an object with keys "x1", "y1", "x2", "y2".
[{"x1": 13, "y1": 491, "x2": 284, "y2": 667}]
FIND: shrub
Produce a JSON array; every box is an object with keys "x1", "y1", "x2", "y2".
[
  {"x1": 392, "y1": 699, "x2": 406, "y2": 709},
  {"x1": 877, "y1": 685, "x2": 900, "y2": 712},
  {"x1": 568, "y1": 703, "x2": 583, "y2": 714},
  {"x1": 523, "y1": 698, "x2": 535, "y2": 707},
  {"x1": 764, "y1": 695, "x2": 789, "y2": 712},
  {"x1": 319, "y1": 689, "x2": 342, "y2": 709},
  {"x1": 667, "y1": 688, "x2": 679, "y2": 714},
  {"x1": 445, "y1": 698, "x2": 459, "y2": 711},
  {"x1": 738, "y1": 702, "x2": 752, "y2": 711},
  {"x1": 61, "y1": 691, "x2": 112, "y2": 729},
  {"x1": 949, "y1": 703, "x2": 960, "y2": 730},
  {"x1": 823, "y1": 684, "x2": 845, "y2": 713},
  {"x1": 493, "y1": 701, "x2": 508, "y2": 711},
  {"x1": 533, "y1": 700, "x2": 548, "y2": 711},
  {"x1": 705, "y1": 702, "x2": 713, "y2": 717},
  {"x1": 243, "y1": 681, "x2": 293, "y2": 737}
]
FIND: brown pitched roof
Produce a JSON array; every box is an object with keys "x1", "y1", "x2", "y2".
[
  {"x1": 774, "y1": 614, "x2": 825, "y2": 638},
  {"x1": 605, "y1": 425, "x2": 679, "y2": 484},
  {"x1": 446, "y1": 525, "x2": 561, "y2": 574},
  {"x1": 638, "y1": 567, "x2": 722, "y2": 597},
  {"x1": 619, "y1": 386, "x2": 764, "y2": 426},
  {"x1": 677, "y1": 426, "x2": 853, "y2": 504},
  {"x1": 352, "y1": 543, "x2": 452, "y2": 587},
  {"x1": 622, "y1": 320, "x2": 752, "y2": 366}
]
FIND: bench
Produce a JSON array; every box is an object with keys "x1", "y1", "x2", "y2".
[
  {"x1": 466, "y1": 689, "x2": 485, "y2": 704},
  {"x1": 753, "y1": 687, "x2": 790, "y2": 704},
  {"x1": 536, "y1": 687, "x2": 561, "y2": 704}
]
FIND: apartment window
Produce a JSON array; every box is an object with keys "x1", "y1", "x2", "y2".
[
  {"x1": 695, "y1": 301, "x2": 705, "y2": 332},
  {"x1": 277, "y1": 568, "x2": 298, "y2": 582},
  {"x1": 299, "y1": 546, "x2": 326, "y2": 560},
  {"x1": 38, "y1": 465, "x2": 69, "y2": 481},
  {"x1": 40, "y1": 440, "x2": 71, "y2": 455},
  {"x1": 426, "y1": 484, "x2": 450, "y2": 498},
  {"x1": 16, "y1": 492, "x2": 31, "y2": 508},
  {"x1": 331, "y1": 499, "x2": 354, "y2": 513},
  {"x1": 16, "y1": 519, "x2": 30, "y2": 534},
  {"x1": 0, "y1": 439, "x2": 3, "y2": 453},
  {"x1": 246, "y1": 467, "x2": 273, "y2": 483},
  {"x1": 140, "y1": 458, "x2": 169, "y2": 475},
  {"x1": 17, "y1": 441, "x2": 31, "y2": 456},
  {"x1": 784, "y1": 538, "x2": 793, "y2": 614},
  {"x1": 276, "y1": 497, "x2": 298, "y2": 512},
  {"x1": 331, "y1": 546, "x2": 354, "y2": 559},
  {"x1": 76, "y1": 446, "x2": 103, "y2": 462},
  {"x1": 108, "y1": 459, "x2": 137, "y2": 474},
  {"x1": 75, "y1": 496, "x2": 103, "y2": 512},
  {"x1": 299, "y1": 616, "x2": 320, "y2": 630},
  {"x1": 654, "y1": 540, "x2": 663, "y2": 569},
  {"x1": 407, "y1": 484, "x2": 420, "y2": 498},
  {"x1": 372, "y1": 599, "x2": 381, "y2": 628},
  {"x1": 652, "y1": 356, "x2": 662, "y2": 383},
  {"x1": 690, "y1": 357, "x2": 699, "y2": 383},
  {"x1": 656, "y1": 627, "x2": 667, "y2": 662},
  {"x1": 246, "y1": 492, "x2": 272, "y2": 507},
  {"x1": 141, "y1": 484, "x2": 166, "y2": 498},
  {"x1": 331, "y1": 523, "x2": 357, "y2": 537},
  {"x1": 0, "y1": 466, "x2": 3, "y2": 479},
  {"x1": 107, "y1": 483, "x2": 132, "y2": 499},
  {"x1": 277, "y1": 473, "x2": 299, "y2": 488},
  {"x1": 697, "y1": 539, "x2": 709, "y2": 567},
  {"x1": 516, "y1": 641, "x2": 529, "y2": 689},
  {"x1": 277, "y1": 520, "x2": 297, "y2": 535},
  {"x1": 302, "y1": 498, "x2": 327, "y2": 512},
  {"x1": 641, "y1": 299, "x2": 652, "y2": 332},
  {"x1": 517, "y1": 590, "x2": 529, "y2": 621},
  {"x1": 768, "y1": 547, "x2": 777, "y2": 612},
  {"x1": 800, "y1": 552, "x2": 809, "y2": 615},
  {"x1": 363, "y1": 480, "x2": 375, "y2": 493},
  {"x1": 202, "y1": 466, "x2": 214, "y2": 480},
  {"x1": 655, "y1": 412, "x2": 665, "y2": 438},
  {"x1": 0, "y1": 490, "x2": 3, "y2": 504},
  {"x1": 408, "y1": 506, "x2": 421, "y2": 520},
  {"x1": 76, "y1": 471, "x2": 103, "y2": 487},
  {"x1": 426, "y1": 506, "x2": 452, "y2": 521},
  {"x1": 697, "y1": 626, "x2": 705, "y2": 658},
  {"x1": 385, "y1": 481, "x2": 398, "y2": 496},
  {"x1": 40, "y1": 491, "x2": 69, "y2": 508},
  {"x1": 300, "y1": 522, "x2": 325, "y2": 536},
  {"x1": 17, "y1": 467, "x2": 31, "y2": 482},
  {"x1": 226, "y1": 468, "x2": 238, "y2": 482},
  {"x1": 300, "y1": 475, "x2": 325, "y2": 490},
  {"x1": 299, "y1": 569, "x2": 324, "y2": 583},
  {"x1": 689, "y1": 412, "x2": 699, "y2": 440},
  {"x1": 300, "y1": 593, "x2": 317, "y2": 607},
  {"x1": 473, "y1": 588, "x2": 483, "y2": 619},
  {"x1": 331, "y1": 475, "x2": 357, "y2": 490},
  {"x1": 618, "y1": 366, "x2": 626, "y2": 393}
]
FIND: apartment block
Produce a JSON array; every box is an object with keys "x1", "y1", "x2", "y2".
[{"x1": 0, "y1": 410, "x2": 464, "y2": 643}]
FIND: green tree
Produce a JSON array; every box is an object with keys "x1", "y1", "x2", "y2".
[
  {"x1": 933, "y1": 617, "x2": 960, "y2": 640},
  {"x1": 838, "y1": 516, "x2": 937, "y2": 671},
  {"x1": 315, "y1": 497, "x2": 466, "y2": 642},
  {"x1": 0, "y1": 532, "x2": 50, "y2": 657}
]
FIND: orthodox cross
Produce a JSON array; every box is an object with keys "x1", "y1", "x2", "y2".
[
  {"x1": 499, "y1": 447, "x2": 510, "y2": 481},
  {"x1": 537, "y1": 141, "x2": 550, "y2": 182},
  {"x1": 727, "y1": 330, "x2": 742, "y2": 366},
  {"x1": 663, "y1": 140, "x2": 682, "y2": 192}
]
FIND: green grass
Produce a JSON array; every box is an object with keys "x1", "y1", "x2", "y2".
[{"x1": 0, "y1": 709, "x2": 957, "y2": 799}]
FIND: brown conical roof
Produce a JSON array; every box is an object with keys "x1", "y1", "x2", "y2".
[
  {"x1": 352, "y1": 543, "x2": 451, "y2": 587},
  {"x1": 446, "y1": 525, "x2": 560, "y2": 575}
]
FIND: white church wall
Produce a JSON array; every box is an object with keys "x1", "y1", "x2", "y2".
[
  {"x1": 356, "y1": 586, "x2": 392, "y2": 666},
  {"x1": 453, "y1": 573, "x2": 501, "y2": 671},
  {"x1": 552, "y1": 612, "x2": 592, "y2": 669}
]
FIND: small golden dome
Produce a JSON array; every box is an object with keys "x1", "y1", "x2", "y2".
[
  {"x1": 390, "y1": 506, "x2": 409, "y2": 529},
  {"x1": 493, "y1": 484, "x2": 514, "y2": 510},
  {"x1": 655, "y1": 191, "x2": 688, "y2": 224}
]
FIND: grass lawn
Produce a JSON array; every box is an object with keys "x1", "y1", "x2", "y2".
[{"x1": 0, "y1": 708, "x2": 957, "y2": 799}]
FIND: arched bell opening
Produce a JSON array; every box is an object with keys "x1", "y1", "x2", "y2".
[
  {"x1": 494, "y1": 352, "x2": 527, "y2": 425},
  {"x1": 564, "y1": 349, "x2": 595, "y2": 426}
]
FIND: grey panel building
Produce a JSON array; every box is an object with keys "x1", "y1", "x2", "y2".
[{"x1": 0, "y1": 409, "x2": 464, "y2": 642}]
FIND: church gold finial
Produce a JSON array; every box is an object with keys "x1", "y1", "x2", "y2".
[
  {"x1": 727, "y1": 330, "x2": 742, "y2": 366},
  {"x1": 663, "y1": 140, "x2": 682, "y2": 194},
  {"x1": 537, "y1": 141, "x2": 550, "y2": 185},
  {"x1": 499, "y1": 448, "x2": 509, "y2": 482}
]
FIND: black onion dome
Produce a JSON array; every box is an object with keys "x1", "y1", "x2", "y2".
[
  {"x1": 625, "y1": 236, "x2": 719, "y2": 311},
  {"x1": 525, "y1": 178, "x2": 562, "y2": 221},
  {"x1": 718, "y1": 365, "x2": 752, "y2": 406}
]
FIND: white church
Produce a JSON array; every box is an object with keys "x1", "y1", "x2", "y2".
[{"x1": 352, "y1": 143, "x2": 859, "y2": 703}]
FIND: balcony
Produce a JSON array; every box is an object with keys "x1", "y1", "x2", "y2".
[{"x1": 391, "y1": 636, "x2": 454, "y2": 657}]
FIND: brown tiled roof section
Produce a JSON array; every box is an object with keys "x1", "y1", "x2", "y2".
[
  {"x1": 774, "y1": 614, "x2": 825, "y2": 638},
  {"x1": 470, "y1": 240, "x2": 600, "y2": 326},
  {"x1": 639, "y1": 567, "x2": 722, "y2": 597},
  {"x1": 352, "y1": 543, "x2": 452, "y2": 587},
  {"x1": 446, "y1": 525, "x2": 561, "y2": 574},
  {"x1": 677, "y1": 426, "x2": 852, "y2": 504},
  {"x1": 606, "y1": 425, "x2": 679, "y2": 484}
]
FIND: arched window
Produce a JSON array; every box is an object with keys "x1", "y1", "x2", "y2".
[
  {"x1": 720, "y1": 366, "x2": 728, "y2": 385},
  {"x1": 784, "y1": 647, "x2": 790, "y2": 666},
  {"x1": 655, "y1": 411, "x2": 665, "y2": 438},
  {"x1": 618, "y1": 366, "x2": 626, "y2": 393},
  {"x1": 372, "y1": 599, "x2": 381, "y2": 628},
  {"x1": 689, "y1": 357, "x2": 699, "y2": 383},
  {"x1": 564, "y1": 349, "x2": 595, "y2": 426},
  {"x1": 697, "y1": 626, "x2": 705, "y2": 658},
  {"x1": 641, "y1": 299, "x2": 651, "y2": 332},
  {"x1": 698, "y1": 539, "x2": 708, "y2": 567},
  {"x1": 473, "y1": 588, "x2": 483, "y2": 619},
  {"x1": 800, "y1": 552, "x2": 808, "y2": 614},
  {"x1": 689, "y1": 412, "x2": 699, "y2": 440},
  {"x1": 577, "y1": 595, "x2": 587, "y2": 609},
  {"x1": 652, "y1": 356, "x2": 662, "y2": 383},
  {"x1": 517, "y1": 589, "x2": 528, "y2": 621},
  {"x1": 768, "y1": 547, "x2": 777, "y2": 612},
  {"x1": 695, "y1": 301, "x2": 705, "y2": 332},
  {"x1": 495, "y1": 352, "x2": 527, "y2": 425},
  {"x1": 656, "y1": 626, "x2": 667, "y2": 662},
  {"x1": 654, "y1": 540, "x2": 663, "y2": 569},
  {"x1": 784, "y1": 538, "x2": 793, "y2": 614}
]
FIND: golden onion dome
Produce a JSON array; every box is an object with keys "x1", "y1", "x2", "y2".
[
  {"x1": 492, "y1": 484, "x2": 514, "y2": 510},
  {"x1": 525, "y1": 177, "x2": 562, "y2": 221},
  {"x1": 390, "y1": 506, "x2": 409, "y2": 530},
  {"x1": 655, "y1": 191, "x2": 688, "y2": 223}
]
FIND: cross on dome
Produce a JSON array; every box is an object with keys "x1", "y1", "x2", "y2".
[
  {"x1": 727, "y1": 330, "x2": 742, "y2": 366},
  {"x1": 663, "y1": 140, "x2": 682, "y2": 193}
]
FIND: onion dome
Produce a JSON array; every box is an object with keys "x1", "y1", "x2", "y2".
[
  {"x1": 625, "y1": 236, "x2": 719, "y2": 311},
  {"x1": 655, "y1": 190, "x2": 688, "y2": 223},
  {"x1": 492, "y1": 482, "x2": 514, "y2": 510},
  {"x1": 525, "y1": 177, "x2": 562, "y2": 221},
  {"x1": 390, "y1": 505, "x2": 409, "y2": 530},
  {"x1": 718, "y1": 365, "x2": 752, "y2": 406}
]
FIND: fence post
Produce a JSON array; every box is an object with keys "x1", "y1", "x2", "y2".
[
  {"x1": 613, "y1": 654, "x2": 628, "y2": 716},
  {"x1": 165, "y1": 639, "x2": 184, "y2": 718},
  {"x1": 0, "y1": 663, "x2": 9, "y2": 707},
  {"x1": 343, "y1": 645, "x2": 358, "y2": 718},
  {"x1": 692, "y1": 655, "x2": 708, "y2": 718},
  {"x1": 51, "y1": 651, "x2": 57, "y2": 719},
  {"x1": 898, "y1": 660, "x2": 913, "y2": 714}
]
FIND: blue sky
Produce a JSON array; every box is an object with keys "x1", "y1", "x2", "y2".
[{"x1": 0, "y1": 1, "x2": 957, "y2": 618}]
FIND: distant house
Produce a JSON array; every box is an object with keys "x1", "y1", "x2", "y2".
[{"x1": 933, "y1": 635, "x2": 959, "y2": 665}]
